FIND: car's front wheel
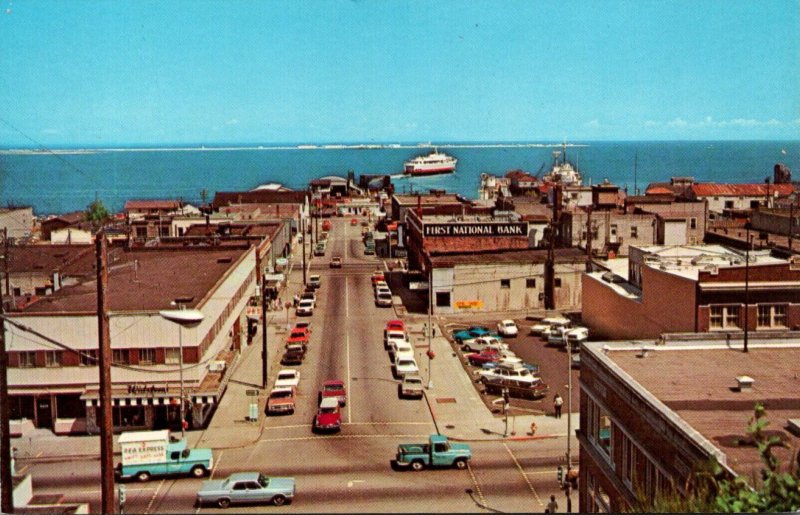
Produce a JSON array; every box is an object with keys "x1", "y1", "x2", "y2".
[
  {"x1": 411, "y1": 460, "x2": 425, "y2": 471},
  {"x1": 454, "y1": 458, "x2": 468, "y2": 470},
  {"x1": 190, "y1": 465, "x2": 206, "y2": 478},
  {"x1": 272, "y1": 495, "x2": 287, "y2": 506}
]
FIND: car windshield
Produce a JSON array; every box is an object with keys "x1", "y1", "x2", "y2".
[
  {"x1": 299, "y1": 300, "x2": 313, "y2": 306},
  {"x1": 270, "y1": 390, "x2": 291, "y2": 399},
  {"x1": 398, "y1": 360, "x2": 414, "y2": 367},
  {"x1": 320, "y1": 406, "x2": 337, "y2": 414},
  {"x1": 406, "y1": 378, "x2": 422, "y2": 385},
  {"x1": 278, "y1": 373, "x2": 295, "y2": 380},
  {"x1": 324, "y1": 384, "x2": 342, "y2": 392},
  {"x1": 290, "y1": 330, "x2": 306, "y2": 337},
  {"x1": 258, "y1": 474, "x2": 269, "y2": 487}
]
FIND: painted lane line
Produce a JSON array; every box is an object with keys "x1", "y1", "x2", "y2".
[
  {"x1": 346, "y1": 278, "x2": 352, "y2": 423},
  {"x1": 503, "y1": 442, "x2": 544, "y2": 508},
  {"x1": 144, "y1": 478, "x2": 166, "y2": 514},
  {"x1": 466, "y1": 462, "x2": 487, "y2": 508},
  {"x1": 347, "y1": 480, "x2": 365, "y2": 487}
]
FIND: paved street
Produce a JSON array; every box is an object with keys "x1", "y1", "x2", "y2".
[{"x1": 13, "y1": 217, "x2": 579, "y2": 513}]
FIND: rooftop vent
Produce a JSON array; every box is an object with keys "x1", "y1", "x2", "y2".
[{"x1": 736, "y1": 375, "x2": 754, "y2": 392}]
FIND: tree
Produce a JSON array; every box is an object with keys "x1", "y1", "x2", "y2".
[
  {"x1": 85, "y1": 199, "x2": 110, "y2": 228},
  {"x1": 632, "y1": 403, "x2": 799, "y2": 513}
]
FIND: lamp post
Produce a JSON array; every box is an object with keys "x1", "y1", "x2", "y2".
[
  {"x1": 159, "y1": 306, "x2": 204, "y2": 437},
  {"x1": 427, "y1": 265, "x2": 433, "y2": 390},
  {"x1": 565, "y1": 339, "x2": 574, "y2": 513}
]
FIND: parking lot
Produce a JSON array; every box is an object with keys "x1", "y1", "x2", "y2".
[{"x1": 440, "y1": 318, "x2": 582, "y2": 419}]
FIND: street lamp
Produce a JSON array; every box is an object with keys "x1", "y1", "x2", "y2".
[{"x1": 159, "y1": 306, "x2": 204, "y2": 437}]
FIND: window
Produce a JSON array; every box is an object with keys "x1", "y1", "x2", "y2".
[
  {"x1": 757, "y1": 304, "x2": 787, "y2": 328},
  {"x1": 45, "y1": 351, "x2": 62, "y2": 367},
  {"x1": 12, "y1": 287, "x2": 21, "y2": 297},
  {"x1": 750, "y1": 200, "x2": 760, "y2": 209},
  {"x1": 709, "y1": 305, "x2": 739, "y2": 329},
  {"x1": 689, "y1": 218, "x2": 697, "y2": 229},
  {"x1": 19, "y1": 351, "x2": 36, "y2": 368},
  {"x1": 500, "y1": 279, "x2": 511, "y2": 289},
  {"x1": 630, "y1": 226, "x2": 638, "y2": 238},
  {"x1": 526, "y1": 278, "x2": 536, "y2": 288},
  {"x1": 80, "y1": 350, "x2": 97, "y2": 366},
  {"x1": 135, "y1": 227, "x2": 147, "y2": 238},
  {"x1": 554, "y1": 278, "x2": 562, "y2": 288},
  {"x1": 112, "y1": 349, "x2": 130, "y2": 365},
  {"x1": 587, "y1": 398, "x2": 613, "y2": 459},
  {"x1": 165, "y1": 348, "x2": 181, "y2": 365},
  {"x1": 724, "y1": 200, "x2": 734, "y2": 209},
  {"x1": 139, "y1": 348, "x2": 156, "y2": 365},
  {"x1": 435, "y1": 291, "x2": 451, "y2": 308}
]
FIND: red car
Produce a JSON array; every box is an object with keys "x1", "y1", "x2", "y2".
[
  {"x1": 466, "y1": 349, "x2": 503, "y2": 367},
  {"x1": 371, "y1": 272, "x2": 385, "y2": 285},
  {"x1": 286, "y1": 328, "x2": 310, "y2": 347},
  {"x1": 313, "y1": 397, "x2": 342, "y2": 433},
  {"x1": 385, "y1": 319, "x2": 405, "y2": 332},
  {"x1": 319, "y1": 379, "x2": 347, "y2": 406},
  {"x1": 350, "y1": 218, "x2": 358, "y2": 226},
  {"x1": 322, "y1": 220, "x2": 332, "y2": 231}
]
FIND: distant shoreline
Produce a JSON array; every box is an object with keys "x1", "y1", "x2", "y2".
[{"x1": 0, "y1": 142, "x2": 593, "y2": 155}]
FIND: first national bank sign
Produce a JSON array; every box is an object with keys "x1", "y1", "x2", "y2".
[{"x1": 423, "y1": 222, "x2": 528, "y2": 237}]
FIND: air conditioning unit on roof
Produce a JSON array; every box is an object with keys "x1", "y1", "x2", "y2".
[{"x1": 208, "y1": 360, "x2": 226, "y2": 372}]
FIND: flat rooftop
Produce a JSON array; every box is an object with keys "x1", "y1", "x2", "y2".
[
  {"x1": 634, "y1": 244, "x2": 787, "y2": 281},
  {"x1": 594, "y1": 341, "x2": 800, "y2": 480},
  {"x1": 19, "y1": 246, "x2": 251, "y2": 314},
  {"x1": 430, "y1": 246, "x2": 587, "y2": 265}
]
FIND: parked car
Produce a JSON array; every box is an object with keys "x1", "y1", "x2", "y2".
[
  {"x1": 385, "y1": 319, "x2": 405, "y2": 332},
  {"x1": 462, "y1": 335, "x2": 508, "y2": 353},
  {"x1": 496, "y1": 319, "x2": 519, "y2": 337},
  {"x1": 294, "y1": 321, "x2": 312, "y2": 332},
  {"x1": 482, "y1": 360, "x2": 539, "y2": 375},
  {"x1": 399, "y1": 374, "x2": 425, "y2": 399},
  {"x1": 466, "y1": 349, "x2": 513, "y2": 367},
  {"x1": 375, "y1": 291, "x2": 393, "y2": 307},
  {"x1": 571, "y1": 353, "x2": 581, "y2": 369},
  {"x1": 281, "y1": 344, "x2": 305, "y2": 366},
  {"x1": 314, "y1": 243, "x2": 326, "y2": 256},
  {"x1": 299, "y1": 291, "x2": 316, "y2": 304},
  {"x1": 313, "y1": 397, "x2": 342, "y2": 433},
  {"x1": 373, "y1": 280, "x2": 389, "y2": 291},
  {"x1": 286, "y1": 327, "x2": 311, "y2": 347},
  {"x1": 274, "y1": 369, "x2": 300, "y2": 388},
  {"x1": 364, "y1": 244, "x2": 375, "y2": 255},
  {"x1": 530, "y1": 316, "x2": 571, "y2": 336},
  {"x1": 566, "y1": 326, "x2": 589, "y2": 349},
  {"x1": 371, "y1": 271, "x2": 385, "y2": 285},
  {"x1": 385, "y1": 329, "x2": 409, "y2": 350},
  {"x1": 350, "y1": 218, "x2": 358, "y2": 226},
  {"x1": 391, "y1": 340, "x2": 415, "y2": 361},
  {"x1": 319, "y1": 379, "x2": 347, "y2": 406},
  {"x1": 452, "y1": 326, "x2": 493, "y2": 345},
  {"x1": 196, "y1": 472, "x2": 295, "y2": 508},
  {"x1": 479, "y1": 363, "x2": 540, "y2": 386},
  {"x1": 321, "y1": 220, "x2": 332, "y2": 231},
  {"x1": 308, "y1": 275, "x2": 321, "y2": 289},
  {"x1": 330, "y1": 256, "x2": 342, "y2": 268},
  {"x1": 296, "y1": 299, "x2": 314, "y2": 316},
  {"x1": 266, "y1": 387, "x2": 296, "y2": 415},
  {"x1": 394, "y1": 356, "x2": 419, "y2": 379}
]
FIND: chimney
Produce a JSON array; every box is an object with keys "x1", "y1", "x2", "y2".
[{"x1": 736, "y1": 375, "x2": 754, "y2": 392}]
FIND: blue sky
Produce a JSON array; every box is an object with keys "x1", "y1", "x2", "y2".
[{"x1": 1, "y1": 0, "x2": 798, "y2": 146}]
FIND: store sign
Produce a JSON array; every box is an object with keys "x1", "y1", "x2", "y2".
[
  {"x1": 127, "y1": 384, "x2": 169, "y2": 395},
  {"x1": 455, "y1": 300, "x2": 484, "y2": 309},
  {"x1": 423, "y1": 223, "x2": 528, "y2": 237}
]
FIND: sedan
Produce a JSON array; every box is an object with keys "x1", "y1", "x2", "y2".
[
  {"x1": 394, "y1": 356, "x2": 419, "y2": 379},
  {"x1": 452, "y1": 326, "x2": 493, "y2": 344},
  {"x1": 330, "y1": 256, "x2": 342, "y2": 268},
  {"x1": 296, "y1": 299, "x2": 314, "y2": 316},
  {"x1": 350, "y1": 218, "x2": 358, "y2": 226},
  {"x1": 196, "y1": 472, "x2": 295, "y2": 508},
  {"x1": 319, "y1": 379, "x2": 347, "y2": 406},
  {"x1": 275, "y1": 369, "x2": 300, "y2": 388},
  {"x1": 313, "y1": 397, "x2": 342, "y2": 433},
  {"x1": 496, "y1": 319, "x2": 519, "y2": 337}
]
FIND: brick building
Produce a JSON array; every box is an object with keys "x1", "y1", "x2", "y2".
[
  {"x1": 583, "y1": 244, "x2": 800, "y2": 339},
  {"x1": 579, "y1": 337, "x2": 800, "y2": 512}
]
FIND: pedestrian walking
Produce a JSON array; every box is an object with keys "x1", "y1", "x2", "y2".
[
  {"x1": 553, "y1": 393, "x2": 563, "y2": 419},
  {"x1": 546, "y1": 494, "x2": 559, "y2": 513},
  {"x1": 293, "y1": 294, "x2": 300, "y2": 307},
  {"x1": 431, "y1": 325, "x2": 436, "y2": 337}
]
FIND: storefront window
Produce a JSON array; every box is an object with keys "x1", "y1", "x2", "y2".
[
  {"x1": 19, "y1": 351, "x2": 36, "y2": 368},
  {"x1": 113, "y1": 405, "x2": 145, "y2": 427}
]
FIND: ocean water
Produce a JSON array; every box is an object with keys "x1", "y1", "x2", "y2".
[{"x1": 1, "y1": 141, "x2": 798, "y2": 215}]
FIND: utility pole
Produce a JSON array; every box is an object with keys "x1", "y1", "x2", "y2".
[
  {"x1": 301, "y1": 218, "x2": 307, "y2": 286},
  {"x1": 96, "y1": 232, "x2": 115, "y2": 515},
  {"x1": 261, "y1": 280, "x2": 268, "y2": 389},
  {"x1": 744, "y1": 226, "x2": 752, "y2": 353},
  {"x1": 3, "y1": 228, "x2": 9, "y2": 296},
  {"x1": 1, "y1": 230, "x2": 13, "y2": 513}
]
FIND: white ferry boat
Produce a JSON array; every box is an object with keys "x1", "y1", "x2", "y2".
[{"x1": 403, "y1": 149, "x2": 457, "y2": 176}]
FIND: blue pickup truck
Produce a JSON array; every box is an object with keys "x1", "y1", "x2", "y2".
[{"x1": 395, "y1": 434, "x2": 472, "y2": 471}]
